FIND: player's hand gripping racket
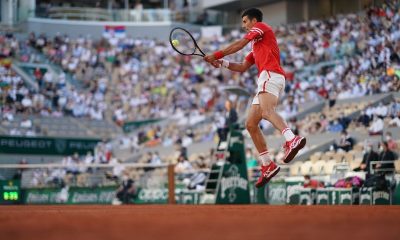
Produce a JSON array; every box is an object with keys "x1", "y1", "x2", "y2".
[{"x1": 169, "y1": 27, "x2": 206, "y2": 57}]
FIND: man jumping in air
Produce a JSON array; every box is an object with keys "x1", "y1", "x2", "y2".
[{"x1": 204, "y1": 8, "x2": 306, "y2": 188}]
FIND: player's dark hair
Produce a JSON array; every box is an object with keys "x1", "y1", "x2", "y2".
[{"x1": 241, "y1": 8, "x2": 263, "y2": 22}]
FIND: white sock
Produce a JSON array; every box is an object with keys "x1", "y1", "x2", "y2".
[
  {"x1": 282, "y1": 127, "x2": 295, "y2": 142},
  {"x1": 259, "y1": 151, "x2": 272, "y2": 166}
]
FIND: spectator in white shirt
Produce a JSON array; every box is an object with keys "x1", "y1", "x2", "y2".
[
  {"x1": 389, "y1": 112, "x2": 400, "y2": 127},
  {"x1": 375, "y1": 102, "x2": 388, "y2": 118},
  {"x1": 369, "y1": 115, "x2": 384, "y2": 136},
  {"x1": 20, "y1": 116, "x2": 32, "y2": 128}
]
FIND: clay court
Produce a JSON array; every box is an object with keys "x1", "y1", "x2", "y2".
[{"x1": 1, "y1": 205, "x2": 399, "y2": 240}]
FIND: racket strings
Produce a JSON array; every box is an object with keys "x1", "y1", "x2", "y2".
[{"x1": 171, "y1": 29, "x2": 197, "y2": 55}]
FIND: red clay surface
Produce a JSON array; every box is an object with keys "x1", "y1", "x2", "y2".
[{"x1": 0, "y1": 205, "x2": 399, "y2": 240}]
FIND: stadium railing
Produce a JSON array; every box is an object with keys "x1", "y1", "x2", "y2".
[
  {"x1": 34, "y1": 7, "x2": 172, "y2": 22},
  {"x1": 370, "y1": 161, "x2": 396, "y2": 175},
  {"x1": 32, "y1": 7, "x2": 224, "y2": 25}
]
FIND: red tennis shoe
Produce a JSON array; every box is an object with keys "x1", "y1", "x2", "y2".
[
  {"x1": 255, "y1": 161, "x2": 280, "y2": 188},
  {"x1": 283, "y1": 136, "x2": 306, "y2": 163}
]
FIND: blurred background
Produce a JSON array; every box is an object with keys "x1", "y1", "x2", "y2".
[{"x1": 0, "y1": 0, "x2": 399, "y2": 206}]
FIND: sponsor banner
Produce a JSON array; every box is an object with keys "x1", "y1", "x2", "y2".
[
  {"x1": 0, "y1": 136, "x2": 100, "y2": 155},
  {"x1": 135, "y1": 188, "x2": 202, "y2": 204},
  {"x1": 360, "y1": 188, "x2": 391, "y2": 205},
  {"x1": 134, "y1": 188, "x2": 168, "y2": 204},
  {"x1": 216, "y1": 163, "x2": 250, "y2": 204},
  {"x1": 359, "y1": 187, "x2": 372, "y2": 205},
  {"x1": 68, "y1": 187, "x2": 116, "y2": 204},
  {"x1": 256, "y1": 183, "x2": 355, "y2": 205},
  {"x1": 337, "y1": 189, "x2": 353, "y2": 205},
  {"x1": 316, "y1": 188, "x2": 330, "y2": 205},
  {"x1": 286, "y1": 181, "x2": 303, "y2": 205},
  {"x1": 255, "y1": 181, "x2": 303, "y2": 205},
  {"x1": 372, "y1": 189, "x2": 391, "y2": 205},
  {"x1": 22, "y1": 187, "x2": 171, "y2": 204},
  {"x1": 23, "y1": 188, "x2": 65, "y2": 204},
  {"x1": 22, "y1": 186, "x2": 205, "y2": 205},
  {"x1": 23, "y1": 187, "x2": 116, "y2": 204},
  {"x1": 316, "y1": 188, "x2": 353, "y2": 205},
  {"x1": 215, "y1": 127, "x2": 250, "y2": 204},
  {"x1": 267, "y1": 181, "x2": 287, "y2": 205},
  {"x1": 176, "y1": 190, "x2": 202, "y2": 204},
  {"x1": 299, "y1": 188, "x2": 313, "y2": 205}
]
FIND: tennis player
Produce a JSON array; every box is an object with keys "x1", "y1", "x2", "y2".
[{"x1": 204, "y1": 8, "x2": 306, "y2": 188}]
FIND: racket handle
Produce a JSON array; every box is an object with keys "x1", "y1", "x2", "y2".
[
  {"x1": 221, "y1": 59, "x2": 230, "y2": 68},
  {"x1": 213, "y1": 51, "x2": 224, "y2": 60}
]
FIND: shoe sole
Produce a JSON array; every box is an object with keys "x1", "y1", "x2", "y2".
[
  {"x1": 255, "y1": 166, "x2": 281, "y2": 188},
  {"x1": 283, "y1": 137, "x2": 307, "y2": 164}
]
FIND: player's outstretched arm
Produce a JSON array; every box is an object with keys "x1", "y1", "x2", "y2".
[
  {"x1": 204, "y1": 39, "x2": 250, "y2": 63},
  {"x1": 221, "y1": 59, "x2": 253, "y2": 73},
  {"x1": 219, "y1": 39, "x2": 250, "y2": 57}
]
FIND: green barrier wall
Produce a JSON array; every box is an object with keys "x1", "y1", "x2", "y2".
[
  {"x1": 21, "y1": 186, "x2": 203, "y2": 205},
  {"x1": 359, "y1": 187, "x2": 391, "y2": 205},
  {"x1": 393, "y1": 183, "x2": 400, "y2": 204},
  {"x1": 254, "y1": 181, "x2": 302, "y2": 205},
  {"x1": 316, "y1": 188, "x2": 352, "y2": 205}
]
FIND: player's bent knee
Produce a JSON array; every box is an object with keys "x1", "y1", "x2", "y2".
[
  {"x1": 246, "y1": 121, "x2": 258, "y2": 133},
  {"x1": 261, "y1": 108, "x2": 275, "y2": 120}
]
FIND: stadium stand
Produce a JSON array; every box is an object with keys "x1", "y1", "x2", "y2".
[
  {"x1": 0, "y1": 0, "x2": 399, "y2": 206},
  {"x1": 3, "y1": 0, "x2": 400, "y2": 140}
]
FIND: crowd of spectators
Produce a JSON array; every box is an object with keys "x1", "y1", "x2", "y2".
[
  {"x1": 21, "y1": 139, "x2": 115, "y2": 188},
  {"x1": 26, "y1": 2, "x2": 399, "y2": 124},
  {"x1": 0, "y1": 32, "x2": 108, "y2": 125},
  {"x1": 287, "y1": 97, "x2": 400, "y2": 138},
  {"x1": 0, "y1": 2, "x2": 399, "y2": 152},
  {"x1": 277, "y1": 1, "x2": 400, "y2": 102}
]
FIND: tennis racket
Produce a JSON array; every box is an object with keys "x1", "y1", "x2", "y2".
[{"x1": 169, "y1": 27, "x2": 206, "y2": 57}]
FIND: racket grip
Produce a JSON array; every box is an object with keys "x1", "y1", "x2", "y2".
[
  {"x1": 221, "y1": 59, "x2": 229, "y2": 68},
  {"x1": 213, "y1": 51, "x2": 224, "y2": 60}
]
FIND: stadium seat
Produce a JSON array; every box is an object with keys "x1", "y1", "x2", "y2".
[
  {"x1": 333, "y1": 153, "x2": 344, "y2": 163},
  {"x1": 289, "y1": 161, "x2": 303, "y2": 176},
  {"x1": 344, "y1": 153, "x2": 355, "y2": 163},
  {"x1": 300, "y1": 161, "x2": 313, "y2": 176},
  {"x1": 322, "y1": 151, "x2": 334, "y2": 161},
  {"x1": 310, "y1": 152, "x2": 322, "y2": 163},
  {"x1": 324, "y1": 160, "x2": 336, "y2": 175},
  {"x1": 349, "y1": 157, "x2": 363, "y2": 170},
  {"x1": 311, "y1": 160, "x2": 326, "y2": 175}
]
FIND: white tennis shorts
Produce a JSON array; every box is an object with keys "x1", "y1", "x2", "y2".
[{"x1": 252, "y1": 70, "x2": 285, "y2": 105}]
